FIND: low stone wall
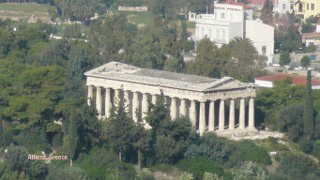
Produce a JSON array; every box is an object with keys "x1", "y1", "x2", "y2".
[{"x1": 118, "y1": 6, "x2": 148, "y2": 12}]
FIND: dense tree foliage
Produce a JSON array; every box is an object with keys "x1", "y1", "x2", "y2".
[
  {"x1": 303, "y1": 70, "x2": 314, "y2": 139},
  {"x1": 0, "y1": 1, "x2": 319, "y2": 179},
  {"x1": 186, "y1": 37, "x2": 265, "y2": 81}
]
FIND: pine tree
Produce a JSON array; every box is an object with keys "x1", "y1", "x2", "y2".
[{"x1": 303, "y1": 69, "x2": 314, "y2": 139}]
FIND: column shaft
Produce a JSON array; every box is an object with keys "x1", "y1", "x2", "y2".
[
  {"x1": 87, "y1": 85, "x2": 93, "y2": 106},
  {"x1": 249, "y1": 97, "x2": 255, "y2": 129},
  {"x1": 152, "y1": 94, "x2": 157, "y2": 105},
  {"x1": 132, "y1": 92, "x2": 139, "y2": 122},
  {"x1": 105, "y1": 88, "x2": 111, "y2": 118},
  {"x1": 142, "y1": 93, "x2": 150, "y2": 129},
  {"x1": 180, "y1": 99, "x2": 186, "y2": 117},
  {"x1": 219, "y1": 100, "x2": 225, "y2": 131},
  {"x1": 190, "y1": 100, "x2": 197, "y2": 128},
  {"x1": 229, "y1": 99, "x2": 235, "y2": 130},
  {"x1": 208, "y1": 101, "x2": 215, "y2": 131},
  {"x1": 96, "y1": 86, "x2": 102, "y2": 116},
  {"x1": 124, "y1": 90, "x2": 130, "y2": 114},
  {"x1": 199, "y1": 101, "x2": 206, "y2": 136},
  {"x1": 239, "y1": 98, "x2": 245, "y2": 129},
  {"x1": 170, "y1": 97, "x2": 177, "y2": 120},
  {"x1": 114, "y1": 89, "x2": 120, "y2": 109}
]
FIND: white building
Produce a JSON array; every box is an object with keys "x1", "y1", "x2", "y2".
[
  {"x1": 246, "y1": 19, "x2": 274, "y2": 62},
  {"x1": 273, "y1": 0, "x2": 294, "y2": 14},
  {"x1": 195, "y1": 1, "x2": 275, "y2": 64}
]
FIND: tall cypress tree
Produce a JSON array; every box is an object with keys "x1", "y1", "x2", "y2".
[
  {"x1": 303, "y1": 69, "x2": 314, "y2": 139},
  {"x1": 107, "y1": 89, "x2": 135, "y2": 161}
]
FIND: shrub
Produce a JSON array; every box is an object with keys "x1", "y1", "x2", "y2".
[
  {"x1": 226, "y1": 141, "x2": 271, "y2": 167},
  {"x1": 277, "y1": 153, "x2": 319, "y2": 179},
  {"x1": 77, "y1": 147, "x2": 136, "y2": 180},
  {"x1": 149, "y1": 163, "x2": 173, "y2": 173},
  {"x1": 298, "y1": 136, "x2": 313, "y2": 153},
  {"x1": 176, "y1": 158, "x2": 227, "y2": 180}
]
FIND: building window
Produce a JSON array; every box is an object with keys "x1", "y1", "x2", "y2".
[
  {"x1": 299, "y1": 3, "x2": 303, "y2": 12},
  {"x1": 307, "y1": 3, "x2": 309, "y2": 10},
  {"x1": 311, "y1": 3, "x2": 315, "y2": 10},
  {"x1": 262, "y1": 46, "x2": 267, "y2": 56},
  {"x1": 221, "y1": 13, "x2": 225, "y2": 19},
  {"x1": 282, "y1": 4, "x2": 286, "y2": 10}
]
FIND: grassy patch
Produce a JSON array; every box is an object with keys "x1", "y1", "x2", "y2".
[
  {"x1": 177, "y1": 158, "x2": 232, "y2": 180},
  {"x1": 120, "y1": 11, "x2": 154, "y2": 26},
  {"x1": 0, "y1": 3, "x2": 50, "y2": 13},
  {"x1": 0, "y1": 3, "x2": 51, "y2": 21}
]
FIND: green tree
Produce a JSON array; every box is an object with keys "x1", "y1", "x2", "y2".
[
  {"x1": 279, "y1": 51, "x2": 291, "y2": 66},
  {"x1": 186, "y1": 37, "x2": 221, "y2": 78},
  {"x1": 225, "y1": 37, "x2": 263, "y2": 81},
  {"x1": 64, "y1": 111, "x2": 78, "y2": 167},
  {"x1": 74, "y1": 0, "x2": 96, "y2": 23},
  {"x1": 132, "y1": 111, "x2": 151, "y2": 169},
  {"x1": 261, "y1": 0, "x2": 273, "y2": 24},
  {"x1": 106, "y1": 90, "x2": 135, "y2": 161},
  {"x1": 277, "y1": 103, "x2": 304, "y2": 141},
  {"x1": 303, "y1": 69, "x2": 314, "y2": 139},
  {"x1": 300, "y1": 55, "x2": 310, "y2": 68},
  {"x1": 233, "y1": 162, "x2": 266, "y2": 180},
  {"x1": 4, "y1": 145, "x2": 30, "y2": 174}
]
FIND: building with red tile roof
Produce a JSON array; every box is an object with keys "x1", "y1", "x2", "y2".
[{"x1": 255, "y1": 74, "x2": 320, "y2": 89}]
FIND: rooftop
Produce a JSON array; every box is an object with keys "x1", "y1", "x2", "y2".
[
  {"x1": 302, "y1": 32, "x2": 320, "y2": 39},
  {"x1": 218, "y1": 0, "x2": 253, "y2": 10},
  {"x1": 255, "y1": 74, "x2": 320, "y2": 86},
  {"x1": 84, "y1": 62, "x2": 253, "y2": 92}
]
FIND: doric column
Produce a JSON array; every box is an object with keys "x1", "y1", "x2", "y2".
[
  {"x1": 124, "y1": 90, "x2": 130, "y2": 114},
  {"x1": 208, "y1": 101, "x2": 215, "y2": 131},
  {"x1": 239, "y1": 98, "x2": 245, "y2": 129},
  {"x1": 249, "y1": 97, "x2": 255, "y2": 129},
  {"x1": 105, "y1": 88, "x2": 111, "y2": 118},
  {"x1": 170, "y1": 97, "x2": 177, "y2": 120},
  {"x1": 229, "y1": 99, "x2": 235, "y2": 130},
  {"x1": 114, "y1": 89, "x2": 120, "y2": 109},
  {"x1": 199, "y1": 101, "x2": 206, "y2": 135},
  {"x1": 190, "y1": 100, "x2": 197, "y2": 128},
  {"x1": 152, "y1": 94, "x2": 157, "y2": 105},
  {"x1": 87, "y1": 85, "x2": 93, "y2": 106},
  {"x1": 219, "y1": 100, "x2": 225, "y2": 131},
  {"x1": 142, "y1": 93, "x2": 151, "y2": 129},
  {"x1": 96, "y1": 86, "x2": 102, "y2": 116},
  {"x1": 180, "y1": 99, "x2": 187, "y2": 117},
  {"x1": 132, "y1": 91, "x2": 139, "y2": 122},
  {"x1": 142, "y1": 93, "x2": 148, "y2": 119}
]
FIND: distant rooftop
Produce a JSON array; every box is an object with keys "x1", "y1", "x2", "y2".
[
  {"x1": 84, "y1": 62, "x2": 252, "y2": 92},
  {"x1": 218, "y1": 0, "x2": 253, "y2": 10},
  {"x1": 255, "y1": 74, "x2": 320, "y2": 86}
]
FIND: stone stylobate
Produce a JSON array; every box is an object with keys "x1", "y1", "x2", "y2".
[{"x1": 84, "y1": 62, "x2": 257, "y2": 135}]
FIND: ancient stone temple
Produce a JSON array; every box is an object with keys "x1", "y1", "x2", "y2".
[{"x1": 84, "y1": 62, "x2": 256, "y2": 135}]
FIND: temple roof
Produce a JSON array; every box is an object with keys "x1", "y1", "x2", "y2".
[{"x1": 84, "y1": 61, "x2": 254, "y2": 92}]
